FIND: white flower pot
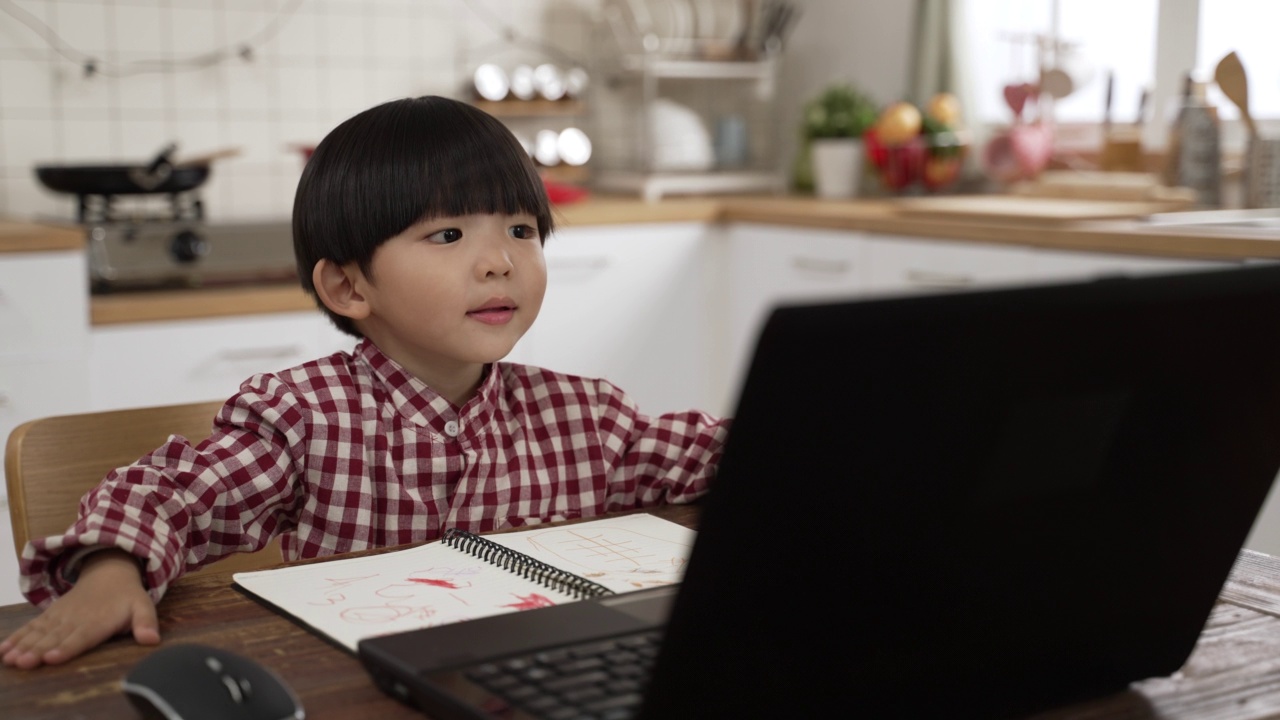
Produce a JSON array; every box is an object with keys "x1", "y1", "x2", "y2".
[{"x1": 811, "y1": 138, "x2": 864, "y2": 199}]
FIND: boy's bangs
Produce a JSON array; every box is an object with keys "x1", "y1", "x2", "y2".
[
  {"x1": 412, "y1": 134, "x2": 550, "y2": 229},
  {"x1": 377, "y1": 99, "x2": 551, "y2": 240}
]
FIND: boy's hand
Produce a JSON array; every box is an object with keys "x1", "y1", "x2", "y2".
[{"x1": 0, "y1": 549, "x2": 159, "y2": 669}]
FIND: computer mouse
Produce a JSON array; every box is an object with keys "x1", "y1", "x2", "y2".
[{"x1": 121, "y1": 642, "x2": 305, "y2": 720}]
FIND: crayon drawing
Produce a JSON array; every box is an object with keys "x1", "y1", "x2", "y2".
[
  {"x1": 234, "y1": 514, "x2": 695, "y2": 651},
  {"x1": 490, "y1": 513, "x2": 697, "y2": 590}
]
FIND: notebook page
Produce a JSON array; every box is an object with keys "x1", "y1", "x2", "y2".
[
  {"x1": 233, "y1": 539, "x2": 578, "y2": 651},
  {"x1": 232, "y1": 513, "x2": 695, "y2": 651},
  {"x1": 484, "y1": 512, "x2": 697, "y2": 593}
]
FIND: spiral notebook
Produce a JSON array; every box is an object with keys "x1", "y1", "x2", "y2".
[{"x1": 231, "y1": 513, "x2": 696, "y2": 652}]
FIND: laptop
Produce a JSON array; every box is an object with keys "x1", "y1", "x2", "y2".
[{"x1": 359, "y1": 263, "x2": 1280, "y2": 719}]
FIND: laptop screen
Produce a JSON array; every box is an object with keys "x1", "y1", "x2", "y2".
[{"x1": 640, "y1": 264, "x2": 1280, "y2": 718}]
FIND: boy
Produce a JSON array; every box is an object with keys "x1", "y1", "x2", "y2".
[{"x1": 1, "y1": 96, "x2": 728, "y2": 669}]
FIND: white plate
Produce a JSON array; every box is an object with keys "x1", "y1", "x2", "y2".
[
  {"x1": 693, "y1": 0, "x2": 744, "y2": 42},
  {"x1": 649, "y1": 0, "x2": 694, "y2": 55}
]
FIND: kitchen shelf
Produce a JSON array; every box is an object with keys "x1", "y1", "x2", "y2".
[
  {"x1": 594, "y1": 170, "x2": 785, "y2": 202},
  {"x1": 473, "y1": 99, "x2": 587, "y2": 118},
  {"x1": 540, "y1": 165, "x2": 591, "y2": 185},
  {"x1": 615, "y1": 56, "x2": 778, "y2": 81},
  {"x1": 590, "y1": 46, "x2": 784, "y2": 200}
]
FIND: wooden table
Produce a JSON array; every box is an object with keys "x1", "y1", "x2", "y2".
[{"x1": 3, "y1": 504, "x2": 1280, "y2": 719}]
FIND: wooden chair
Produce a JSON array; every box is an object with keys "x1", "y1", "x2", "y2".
[{"x1": 5, "y1": 401, "x2": 282, "y2": 577}]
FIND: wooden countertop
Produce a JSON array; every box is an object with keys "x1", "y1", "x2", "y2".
[
  {"x1": 6, "y1": 195, "x2": 1279, "y2": 326},
  {"x1": 0, "y1": 218, "x2": 82, "y2": 253},
  {"x1": 715, "y1": 196, "x2": 1280, "y2": 261},
  {"x1": 90, "y1": 283, "x2": 319, "y2": 326}
]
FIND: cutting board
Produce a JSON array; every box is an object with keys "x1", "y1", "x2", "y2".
[
  {"x1": 1010, "y1": 170, "x2": 1198, "y2": 203},
  {"x1": 890, "y1": 195, "x2": 1189, "y2": 225}
]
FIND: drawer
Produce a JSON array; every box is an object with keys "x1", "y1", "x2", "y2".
[
  {"x1": 1030, "y1": 249, "x2": 1235, "y2": 282},
  {"x1": 726, "y1": 224, "x2": 868, "y2": 410},
  {"x1": 88, "y1": 312, "x2": 334, "y2": 411},
  {"x1": 865, "y1": 236, "x2": 1035, "y2": 293}
]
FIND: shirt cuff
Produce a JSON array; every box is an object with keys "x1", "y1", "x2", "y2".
[{"x1": 56, "y1": 545, "x2": 146, "y2": 587}]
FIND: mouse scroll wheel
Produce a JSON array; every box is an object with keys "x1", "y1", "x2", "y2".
[{"x1": 221, "y1": 675, "x2": 247, "y2": 703}]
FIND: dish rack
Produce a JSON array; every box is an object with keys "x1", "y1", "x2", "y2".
[{"x1": 589, "y1": 0, "x2": 790, "y2": 200}]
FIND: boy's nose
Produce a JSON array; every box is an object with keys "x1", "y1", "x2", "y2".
[{"x1": 476, "y1": 238, "x2": 514, "y2": 277}]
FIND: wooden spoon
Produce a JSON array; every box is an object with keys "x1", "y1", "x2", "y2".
[
  {"x1": 174, "y1": 147, "x2": 242, "y2": 168},
  {"x1": 1214, "y1": 51, "x2": 1258, "y2": 139}
]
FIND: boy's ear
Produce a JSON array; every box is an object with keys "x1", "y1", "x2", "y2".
[{"x1": 312, "y1": 259, "x2": 371, "y2": 321}]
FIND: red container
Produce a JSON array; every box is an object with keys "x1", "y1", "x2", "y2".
[{"x1": 865, "y1": 129, "x2": 968, "y2": 193}]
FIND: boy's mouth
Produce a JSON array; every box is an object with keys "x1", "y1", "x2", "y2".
[{"x1": 467, "y1": 299, "x2": 517, "y2": 325}]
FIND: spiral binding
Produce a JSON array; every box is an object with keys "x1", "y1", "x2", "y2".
[{"x1": 443, "y1": 528, "x2": 615, "y2": 600}]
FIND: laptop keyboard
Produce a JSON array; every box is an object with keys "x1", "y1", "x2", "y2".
[{"x1": 463, "y1": 630, "x2": 663, "y2": 720}]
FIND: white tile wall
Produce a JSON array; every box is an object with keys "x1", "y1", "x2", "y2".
[{"x1": 0, "y1": 0, "x2": 596, "y2": 221}]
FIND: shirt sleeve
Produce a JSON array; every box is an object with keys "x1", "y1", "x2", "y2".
[
  {"x1": 19, "y1": 374, "x2": 311, "y2": 608},
  {"x1": 591, "y1": 378, "x2": 731, "y2": 509}
]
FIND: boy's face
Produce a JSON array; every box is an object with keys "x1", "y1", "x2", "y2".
[{"x1": 351, "y1": 212, "x2": 546, "y2": 386}]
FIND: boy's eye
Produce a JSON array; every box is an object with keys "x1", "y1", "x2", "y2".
[
  {"x1": 509, "y1": 224, "x2": 539, "y2": 240},
  {"x1": 427, "y1": 228, "x2": 462, "y2": 244}
]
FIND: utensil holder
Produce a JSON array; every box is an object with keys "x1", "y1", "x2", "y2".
[
  {"x1": 1245, "y1": 137, "x2": 1280, "y2": 209},
  {"x1": 1100, "y1": 128, "x2": 1144, "y2": 172}
]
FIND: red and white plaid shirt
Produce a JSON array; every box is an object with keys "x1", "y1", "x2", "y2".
[{"x1": 21, "y1": 339, "x2": 728, "y2": 607}]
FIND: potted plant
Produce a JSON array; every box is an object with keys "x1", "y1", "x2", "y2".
[{"x1": 801, "y1": 83, "x2": 878, "y2": 198}]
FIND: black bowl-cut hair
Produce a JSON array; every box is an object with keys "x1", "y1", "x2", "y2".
[{"x1": 292, "y1": 95, "x2": 554, "y2": 338}]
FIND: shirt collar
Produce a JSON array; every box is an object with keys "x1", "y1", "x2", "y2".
[{"x1": 355, "y1": 338, "x2": 501, "y2": 438}]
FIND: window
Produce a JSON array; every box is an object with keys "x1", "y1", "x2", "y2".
[
  {"x1": 961, "y1": 0, "x2": 1277, "y2": 134},
  {"x1": 1196, "y1": 0, "x2": 1279, "y2": 121},
  {"x1": 963, "y1": 0, "x2": 1157, "y2": 125}
]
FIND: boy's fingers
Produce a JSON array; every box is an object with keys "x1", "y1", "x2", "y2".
[
  {"x1": 30, "y1": 620, "x2": 107, "y2": 667},
  {"x1": 130, "y1": 601, "x2": 161, "y2": 645},
  {"x1": 2, "y1": 617, "x2": 67, "y2": 668}
]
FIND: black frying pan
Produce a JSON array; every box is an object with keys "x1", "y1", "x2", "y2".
[{"x1": 35, "y1": 143, "x2": 211, "y2": 196}]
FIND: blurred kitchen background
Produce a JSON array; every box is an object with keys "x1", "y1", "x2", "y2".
[{"x1": 0, "y1": 0, "x2": 1275, "y2": 219}]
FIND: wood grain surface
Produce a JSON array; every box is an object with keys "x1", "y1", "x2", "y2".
[
  {"x1": 0, "y1": 505, "x2": 700, "y2": 720},
  {"x1": 4, "y1": 508, "x2": 1280, "y2": 719}
]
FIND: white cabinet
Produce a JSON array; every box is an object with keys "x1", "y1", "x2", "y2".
[
  {"x1": 89, "y1": 311, "x2": 353, "y2": 411},
  {"x1": 864, "y1": 235, "x2": 1036, "y2": 294},
  {"x1": 0, "y1": 250, "x2": 90, "y2": 504},
  {"x1": 724, "y1": 223, "x2": 868, "y2": 413},
  {"x1": 1030, "y1": 248, "x2": 1235, "y2": 281},
  {"x1": 522, "y1": 222, "x2": 719, "y2": 417},
  {"x1": 0, "y1": 252, "x2": 89, "y2": 360}
]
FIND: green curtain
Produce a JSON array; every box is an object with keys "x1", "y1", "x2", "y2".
[
  {"x1": 908, "y1": 0, "x2": 987, "y2": 178},
  {"x1": 908, "y1": 0, "x2": 955, "y2": 107}
]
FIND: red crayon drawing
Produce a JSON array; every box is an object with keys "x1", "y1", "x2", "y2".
[
  {"x1": 503, "y1": 593, "x2": 556, "y2": 610},
  {"x1": 407, "y1": 577, "x2": 471, "y2": 589}
]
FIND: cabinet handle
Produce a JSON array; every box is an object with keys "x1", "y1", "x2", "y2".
[
  {"x1": 216, "y1": 345, "x2": 305, "y2": 362},
  {"x1": 0, "y1": 392, "x2": 9, "y2": 408},
  {"x1": 790, "y1": 256, "x2": 851, "y2": 274},
  {"x1": 904, "y1": 269, "x2": 975, "y2": 288}
]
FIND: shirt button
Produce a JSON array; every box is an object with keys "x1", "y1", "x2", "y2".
[{"x1": 444, "y1": 420, "x2": 460, "y2": 437}]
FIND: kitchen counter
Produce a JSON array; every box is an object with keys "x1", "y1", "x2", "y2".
[
  {"x1": 90, "y1": 283, "x2": 319, "y2": 325},
  {"x1": 576, "y1": 196, "x2": 1280, "y2": 260},
  {"x1": 0, "y1": 218, "x2": 82, "y2": 253},
  {"x1": 6, "y1": 196, "x2": 1280, "y2": 326}
]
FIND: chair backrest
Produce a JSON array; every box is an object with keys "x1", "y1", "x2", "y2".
[{"x1": 5, "y1": 401, "x2": 282, "y2": 576}]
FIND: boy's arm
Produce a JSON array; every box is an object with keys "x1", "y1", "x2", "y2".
[
  {"x1": 592, "y1": 379, "x2": 731, "y2": 507},
  {"x1": 20, "y1": 375, "x2": 311, "y2": 609}
]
